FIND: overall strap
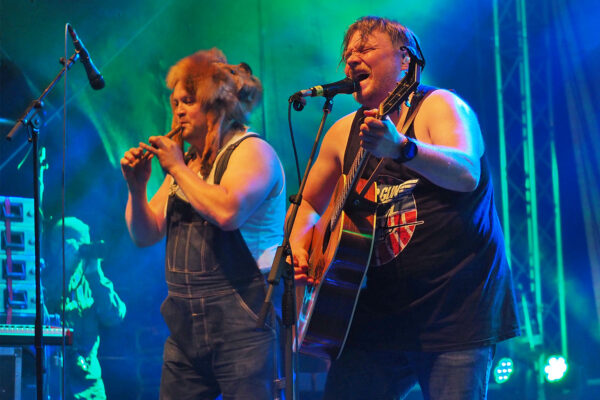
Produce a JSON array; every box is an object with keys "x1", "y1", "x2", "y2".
[{"x1": 213, "y1": 134, "x2": 260, "y2": 184}]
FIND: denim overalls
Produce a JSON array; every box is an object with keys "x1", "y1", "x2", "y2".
[{"x1": 159, "y1": 136, "x2": 276, "y2": 400}]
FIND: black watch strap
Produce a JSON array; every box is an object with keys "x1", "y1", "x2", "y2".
[{"x1": 394, "y1": 136, "x2": 418, "y2": 163}]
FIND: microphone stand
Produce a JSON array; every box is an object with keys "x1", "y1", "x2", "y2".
[
  {"x1": 257, "y1": 93, "x2": 336, "y2": 400},
  {"x1": 5, "y1": 51, "x2": 80, "y2": 400}
]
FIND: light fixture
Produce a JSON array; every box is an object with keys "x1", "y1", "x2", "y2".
[
  {"x1": 544, "y1": 355, "x2": 568, "y2": 382},
  {"x1": 493, "y1": 357, "x2": 514, "y2": 384}
]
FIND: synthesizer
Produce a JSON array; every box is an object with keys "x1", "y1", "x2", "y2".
[{"x1": 0, "y1": 324, "x2": 73, "y2": 346}]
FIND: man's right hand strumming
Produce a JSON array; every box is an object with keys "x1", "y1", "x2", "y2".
[{"x1": 291, "y1": 245, "x2": 314, "y2": 287}]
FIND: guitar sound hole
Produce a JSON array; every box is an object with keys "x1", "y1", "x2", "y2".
[{"x1": 322, "y1": 225, "x2": 331, "y2": 253}]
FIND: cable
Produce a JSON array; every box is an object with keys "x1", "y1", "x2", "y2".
[
  {"x1": 287, "y1": 100, "x2": 302, "y2": 187},
  {"x1": 59, "y1": 22, "x2": 69, "y2": 400}
]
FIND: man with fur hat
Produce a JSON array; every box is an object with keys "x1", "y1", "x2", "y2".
[{"x1": 121, "y1": 48, "x2": 285, "y2": 400}]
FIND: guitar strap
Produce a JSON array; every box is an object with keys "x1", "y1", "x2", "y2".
[
  {"x1": 358, "y1": 86, "x2": 434, "y2": 198},
  {"x1": 399, "y1": 85, "x2": 436, "y2": 139}
]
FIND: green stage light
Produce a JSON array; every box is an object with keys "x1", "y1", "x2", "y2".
[
  {"x1": 493, "y1": 357, "x2": 514, "y2": 384},
  {"x1": 544, "y1": 355, "x2": 568, "y2": 382}
]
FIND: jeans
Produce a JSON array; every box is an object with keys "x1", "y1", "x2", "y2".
[
  {"x1": 159, "y1": 279, "x2": 276, "y2": 400},
  {"x1": 322, "y1": 345, "x2": 495, "y2": 400}
]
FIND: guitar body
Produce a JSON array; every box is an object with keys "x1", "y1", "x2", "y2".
[{"x1": 297, "y1": 175, "x2": 377, "y2": 360}]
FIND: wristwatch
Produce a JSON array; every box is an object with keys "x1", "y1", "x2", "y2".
[{"x1": 394, "y1": 136, "x2": 418, "y2": 163}]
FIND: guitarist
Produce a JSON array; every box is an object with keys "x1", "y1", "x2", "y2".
[{"x1": 290, "y1": 16, "x2": 521, "y2": 400}]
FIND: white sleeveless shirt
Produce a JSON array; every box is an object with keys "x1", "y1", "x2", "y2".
[{"x1": 174, "y1": 132, "x2": 286, "y2": 273}]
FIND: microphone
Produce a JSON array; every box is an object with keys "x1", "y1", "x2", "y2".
[
  {"x1": 79, "y1": 240, "x2": 106, "y2": 259},
  {"x1": 67, "y1": 23, "x2": 105, "y2": 90},
  {"x1": 297, "y1": 77, "x2": 359, "y2": 98}
]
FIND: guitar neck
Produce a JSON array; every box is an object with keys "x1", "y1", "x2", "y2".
[
  {"x1": 329, "y1": 147, "x2": 369, "y2": 229},
  {"x1": 328, "y1": 61, "x2": 422, "y2": 229}
]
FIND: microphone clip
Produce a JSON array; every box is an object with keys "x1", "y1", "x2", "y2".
[{"x1": 289, "y1": 92, "x2": 306, "y2": 112}]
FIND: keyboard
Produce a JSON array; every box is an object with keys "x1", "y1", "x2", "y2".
[{"x1": 0, "y1": 324, "x2": 73, "y2": 345}]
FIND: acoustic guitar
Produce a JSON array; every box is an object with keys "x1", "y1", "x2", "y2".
[{"x1": 296, "y1": 56, "x2": 422, "y2": 360}]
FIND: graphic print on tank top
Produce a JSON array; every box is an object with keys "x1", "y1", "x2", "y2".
[{"x1": 372, "y1": 174, "x2": 423, "y2": 266}]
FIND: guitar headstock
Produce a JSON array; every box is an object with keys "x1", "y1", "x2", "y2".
[{"x1": 377, "y1": 53, "x2": 422, "y2": 119}]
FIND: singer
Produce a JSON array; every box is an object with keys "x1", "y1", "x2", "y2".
[
  {"x1": 289, "y1": 16, "x2": 521, "y2": 399},
  {"x1": 121, "y1": 48, "x2": 285, "y2": 400},
  {"x1": 42, "y1": 217, "x2": 126, "y2": 400}
]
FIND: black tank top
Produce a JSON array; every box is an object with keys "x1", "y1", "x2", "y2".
[{"x1": 342, "y1": 85, "x2": 521, "y2": 351}]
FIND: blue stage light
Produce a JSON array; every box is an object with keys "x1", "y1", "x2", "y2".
[{"x1": 493, "y1": 357, "x2": 514, "y2": 384}]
